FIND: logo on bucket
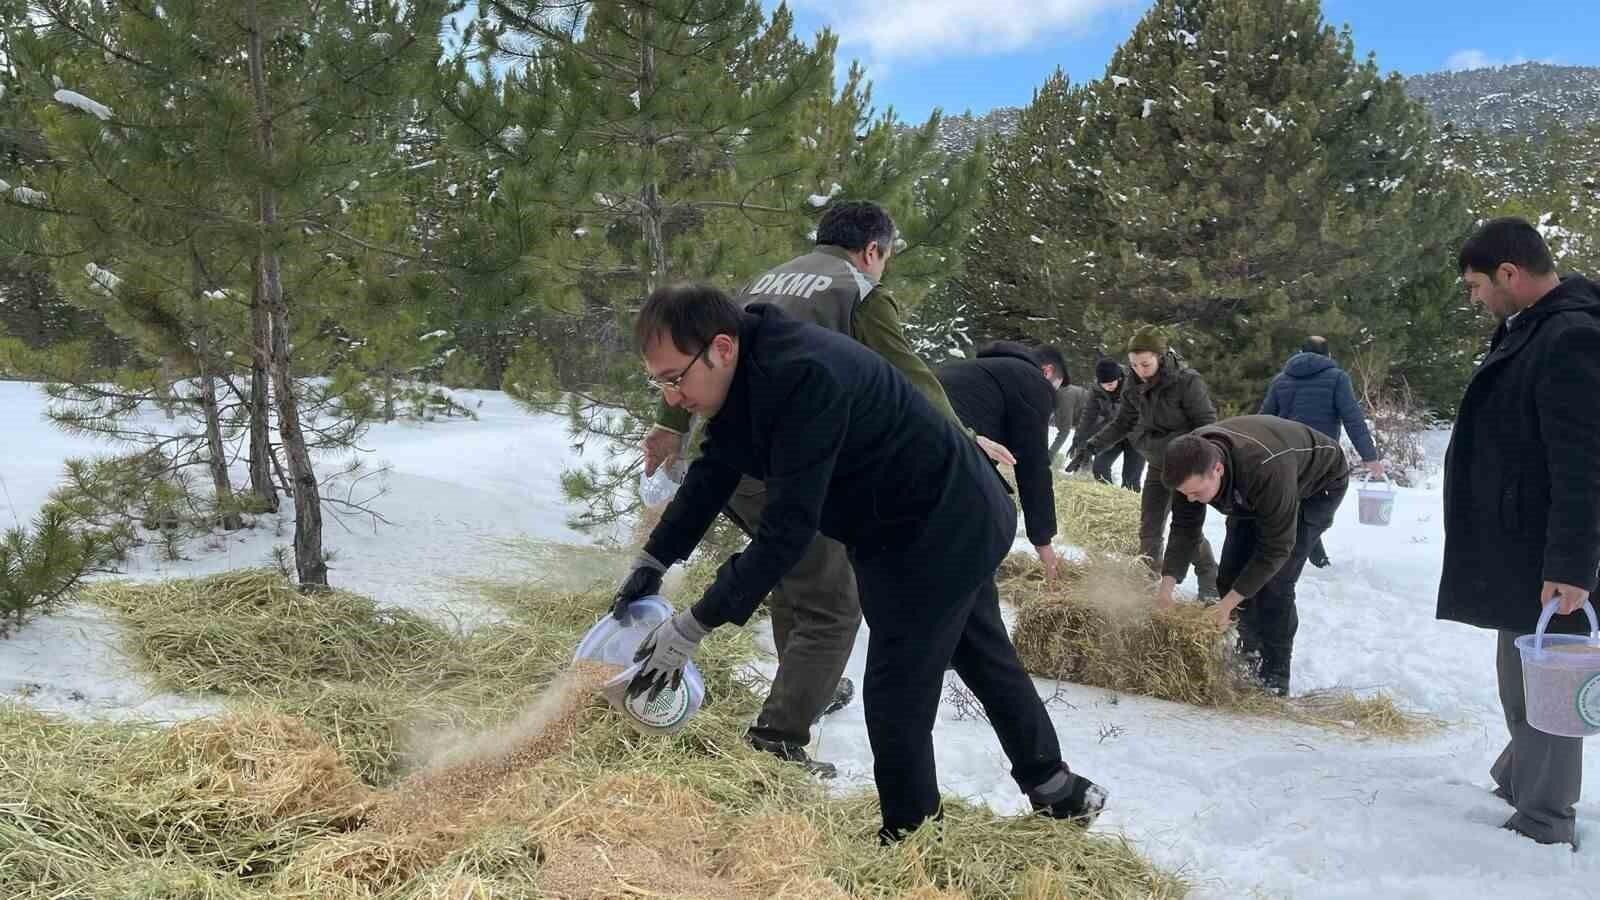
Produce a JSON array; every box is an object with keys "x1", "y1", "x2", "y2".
[
  {"x1": 1578, "y1": 673, "x2": 1600, "y2": 729},
  {"x1": 624, "y1": 683, "x2": 691, "y2": 729}
]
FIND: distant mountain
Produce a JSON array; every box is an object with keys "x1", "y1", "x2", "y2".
[
  {"x1": 1403, "y1": 63, "x2": 1600, "y2": 134},
  {"x1": 913, "y1": 63, "x2": 1600, "y2": 155}
]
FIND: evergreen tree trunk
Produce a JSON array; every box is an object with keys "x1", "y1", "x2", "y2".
[
  {"x1": 197, "y1": 349, "x2": 242, "y2": 531},
  {"x1": 638, "y1": 11, "x2": 666, "y2": 292},
  {"x1": 192, "y1": 252, "x2": 243, "y2": 531},
  {"x1": 248, "y1": 0, "x2": 326, "y2": 589},
  {"x1": 248, "y1": 255, "x2": 279, "y2": 512}
]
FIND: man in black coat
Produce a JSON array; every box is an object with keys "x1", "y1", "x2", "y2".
[
  {"x1": 937, "y1": 341, "x2": 1065, "y2": 581},
  {"x1": 1438, "y1": 217, "x2": 1600, "y2": 850},
  {"x1": 613, "y1": 285, "x2": 1105, "y2": 841},
  {"x1": 1069, "y1": 358, "x2": 1144, "y2": 490}
]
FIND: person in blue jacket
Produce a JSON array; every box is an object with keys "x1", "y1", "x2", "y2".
[{"x1": 1260, "y1": 336, "x2": 1385, "y2": 566}]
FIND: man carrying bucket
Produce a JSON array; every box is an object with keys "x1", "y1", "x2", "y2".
[
  {"x1": 1154, "y1": 416, "x2": 1350, "y2": 696},
  {"x1": 1437, "y1": 217, "x2": 1600, "y2": 851},
  {"x1": 1260, "y1": 335, "x2": 1386, "y2": 567},
  {"x1": 615, "y1": 283, "x2": 1106, "y2": 842}
]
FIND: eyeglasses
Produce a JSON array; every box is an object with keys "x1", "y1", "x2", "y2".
[{"x1": 646, "y1": 343, "x2": 709, "y2": 393}]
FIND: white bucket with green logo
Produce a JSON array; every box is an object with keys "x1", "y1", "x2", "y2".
[
  {"x1": 572, "y1": 595, "x2": 705, "y2": 737},
  {"x1": 1515, "y1": 600, "x2": 1600, "y2": 738}
]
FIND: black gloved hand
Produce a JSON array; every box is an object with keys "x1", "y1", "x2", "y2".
[
  {"x1": 610, "y1": 558, "x2": 665, "y2": 620},
  {"x1": 1066, "y1": 446, "x2": 1093, "y2": 474}
]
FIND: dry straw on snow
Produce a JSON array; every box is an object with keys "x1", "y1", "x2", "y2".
[
  {"x1": 1002, "y1": 553, "x2": 1437, "y2": 738},
  {"x1": 1053, "y1": 476, "x2": 1145, "y2": 558},
  {"x1": 4, "y1": 563, "x2": 1185, "y2": 899}
]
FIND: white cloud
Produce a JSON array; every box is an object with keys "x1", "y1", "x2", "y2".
[
  {"x1": 1444, "y1": 49, "x2": 1558, "y2": 71},
  {"x1": 790, "y1": 0, "x2": 1136, "y2": 61}
]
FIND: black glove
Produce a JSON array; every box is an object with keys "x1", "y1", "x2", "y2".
[
  {"x1": 611, "y1": 555, "x2": 666, "y2": 620},
  {"x1": 1066, "y1": 446, "x2": 1093, "y2": 474}
]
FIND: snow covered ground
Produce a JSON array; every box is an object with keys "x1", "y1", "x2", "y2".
[
  {"x1": 0, "y1": 380, "x2": 604, "y2": 719},
  {"x1": 1, "y1": 380, "x2": 1595, "y2": 896}
]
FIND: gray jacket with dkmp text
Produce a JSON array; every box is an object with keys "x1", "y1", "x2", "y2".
[{"x1": 741, "y1": 245, "x2": 879, "y2": 335}]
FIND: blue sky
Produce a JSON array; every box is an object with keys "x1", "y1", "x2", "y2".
[{"x1": 776, "y1": 0, "x2": 1600, "y2": 123}]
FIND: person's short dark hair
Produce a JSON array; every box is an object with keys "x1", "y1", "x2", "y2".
[
  {"x1": 1161, "y1": 434, "x2": 1222, "y2": 490},
  {"x1": 1032, "y1": 345, "x2": 1069, "y2": 383},
  {"x1": 1458, "y1": 217, "x2": 1556, "y2": 278},
  {"x1": 1303, "y1": 335, "x2": 1329, "y2": 356},
  {"x1": 817, "y1": 200, "x2": 896, "y2": 254},
  {"x1": 633, "y1": 283, "x2": 741, "y2": 355}
]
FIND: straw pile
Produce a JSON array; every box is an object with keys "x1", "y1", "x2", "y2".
[
  {"x1": 1054, "y1": 476, "x2": 1144, "y2": 558},
  {"x1": 2, "y1": 562, "x2": 1185, "y2": 899},
  {"x1": 1002, "y1": 552, "x2": 1437, "y2": 737}
]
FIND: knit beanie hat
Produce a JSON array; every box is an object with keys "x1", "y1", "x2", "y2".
[
  {"x1": 1126, "y1": 325, "x2": 1168, "y2": 355},
  {"x1": 1095, "y1": 358, "x2": 1122, "y2": 383}
]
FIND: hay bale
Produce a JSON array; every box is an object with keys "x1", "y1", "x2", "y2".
[
  {"x1": 1007, "y1": 553, "x2": 1244, "y2": 708},
  {"x1": 1054, "y1": 477, "x2": 1144, "y2": 558},
  {"x1": 1003, "y1": 552, "x2": 1438, "y2": 737}
]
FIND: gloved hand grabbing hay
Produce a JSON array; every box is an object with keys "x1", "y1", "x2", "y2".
[
  {"x1": 1066, "y1": 446, "x2": 1093, "y2": 474},
  {"x1": 627, "y1": 608, "x2": 712, "y2": 701}
]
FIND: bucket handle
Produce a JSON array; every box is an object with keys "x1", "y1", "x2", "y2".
[
  {"x1": 1356, "y1": 470, "x2": 1393, "y2": 493},
  {"x1": 1533, "y1": 598, "x2": 1600, "y2": 653}
]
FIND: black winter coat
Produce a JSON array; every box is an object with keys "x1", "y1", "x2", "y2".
[
  {"x1": 1437, "y1": 276, "x2": 1600, "y2": 634},
  {"x1": 1069, "y1": 368, "x2": 1127, "y2": 457},
  {"x1": 646, "y1": 305, "x2": 1016, "y2": 629},
  {"x1": 1260, "y1": 353, "x2": 1379, "y2": 461},
  {"x1": 936, "y1": 342, "x2": 1057, "y2": 547}
]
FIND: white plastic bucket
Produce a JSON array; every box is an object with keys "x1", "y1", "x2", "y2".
[
  {"x1": 572, "y1": 594, "x2": 705, "y2": 736},
  {"x1": 1356, "y1": 474, "x2": 1394, "y2": 527},
  {"x1": 1514, "y1": 600, "x2": 1600, "y2": 738}
]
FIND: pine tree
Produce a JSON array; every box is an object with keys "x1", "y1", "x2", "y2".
[
  {"x1": 958, "y1": 0, "x2": 1477, "y2": 413},
  {"x1": 945, "y1": 70, "x2": 1107, "y2": 364},
  {"x1": 0, "y1": 504, "x2": 108, "y2": 638},
  {"x1": 440, "y1": 2, "x2": 985, "y2": 529},
  {"x1": 2, "y1": 0, "x2": 455, "y2": 587}
]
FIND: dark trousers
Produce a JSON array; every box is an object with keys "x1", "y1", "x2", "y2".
[
  {"x1": 1493, "y1": 629, "x2": 1582, "y2": 845},
  {"x1": 1092, "y1": 440, "x2": 1144, "y2": 491},
  {"x1": 723, "y1": 478, "x2": 862, "y2": 746},
  {"x1": 855, "y1": 569, "x2": 1066, "y2": 837},
  {"x1": 1216, "y1": 482, "x2": 1346, "y2": 695},
  {"x1": 1141, "y1": 463, "x2": 1218, "y2": 592}
]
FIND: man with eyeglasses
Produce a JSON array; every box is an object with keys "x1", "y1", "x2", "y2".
[
  {"x1": 626, "y1": 201, "x2": 1013, "y2": 777},
  {"x1": 616, "y1": 283, "x2": 1106, "y2": 842}
]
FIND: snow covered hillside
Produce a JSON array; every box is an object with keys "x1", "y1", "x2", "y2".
[{"x1": 1, "y1": 380, "x2": 1594, "y2": 897}]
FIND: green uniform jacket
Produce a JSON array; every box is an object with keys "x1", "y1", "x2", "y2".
[
  {"x1": 1085, "y1": 351, "x2": 1216, "y2": 469},
  {"x1": 654, "y1": 245, "x2": 961, "y2": 433},
  {"x1": 1165, "y1": 415, "x2": 1349, "y2": 598}
]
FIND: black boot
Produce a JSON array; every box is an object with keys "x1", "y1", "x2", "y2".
[
  {"x1": 1028, "y1": 768, "x2": 1108, "y2": 826},
  {"x1": 745, "y1": 731, "x2": 837, "y2": 779}
]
